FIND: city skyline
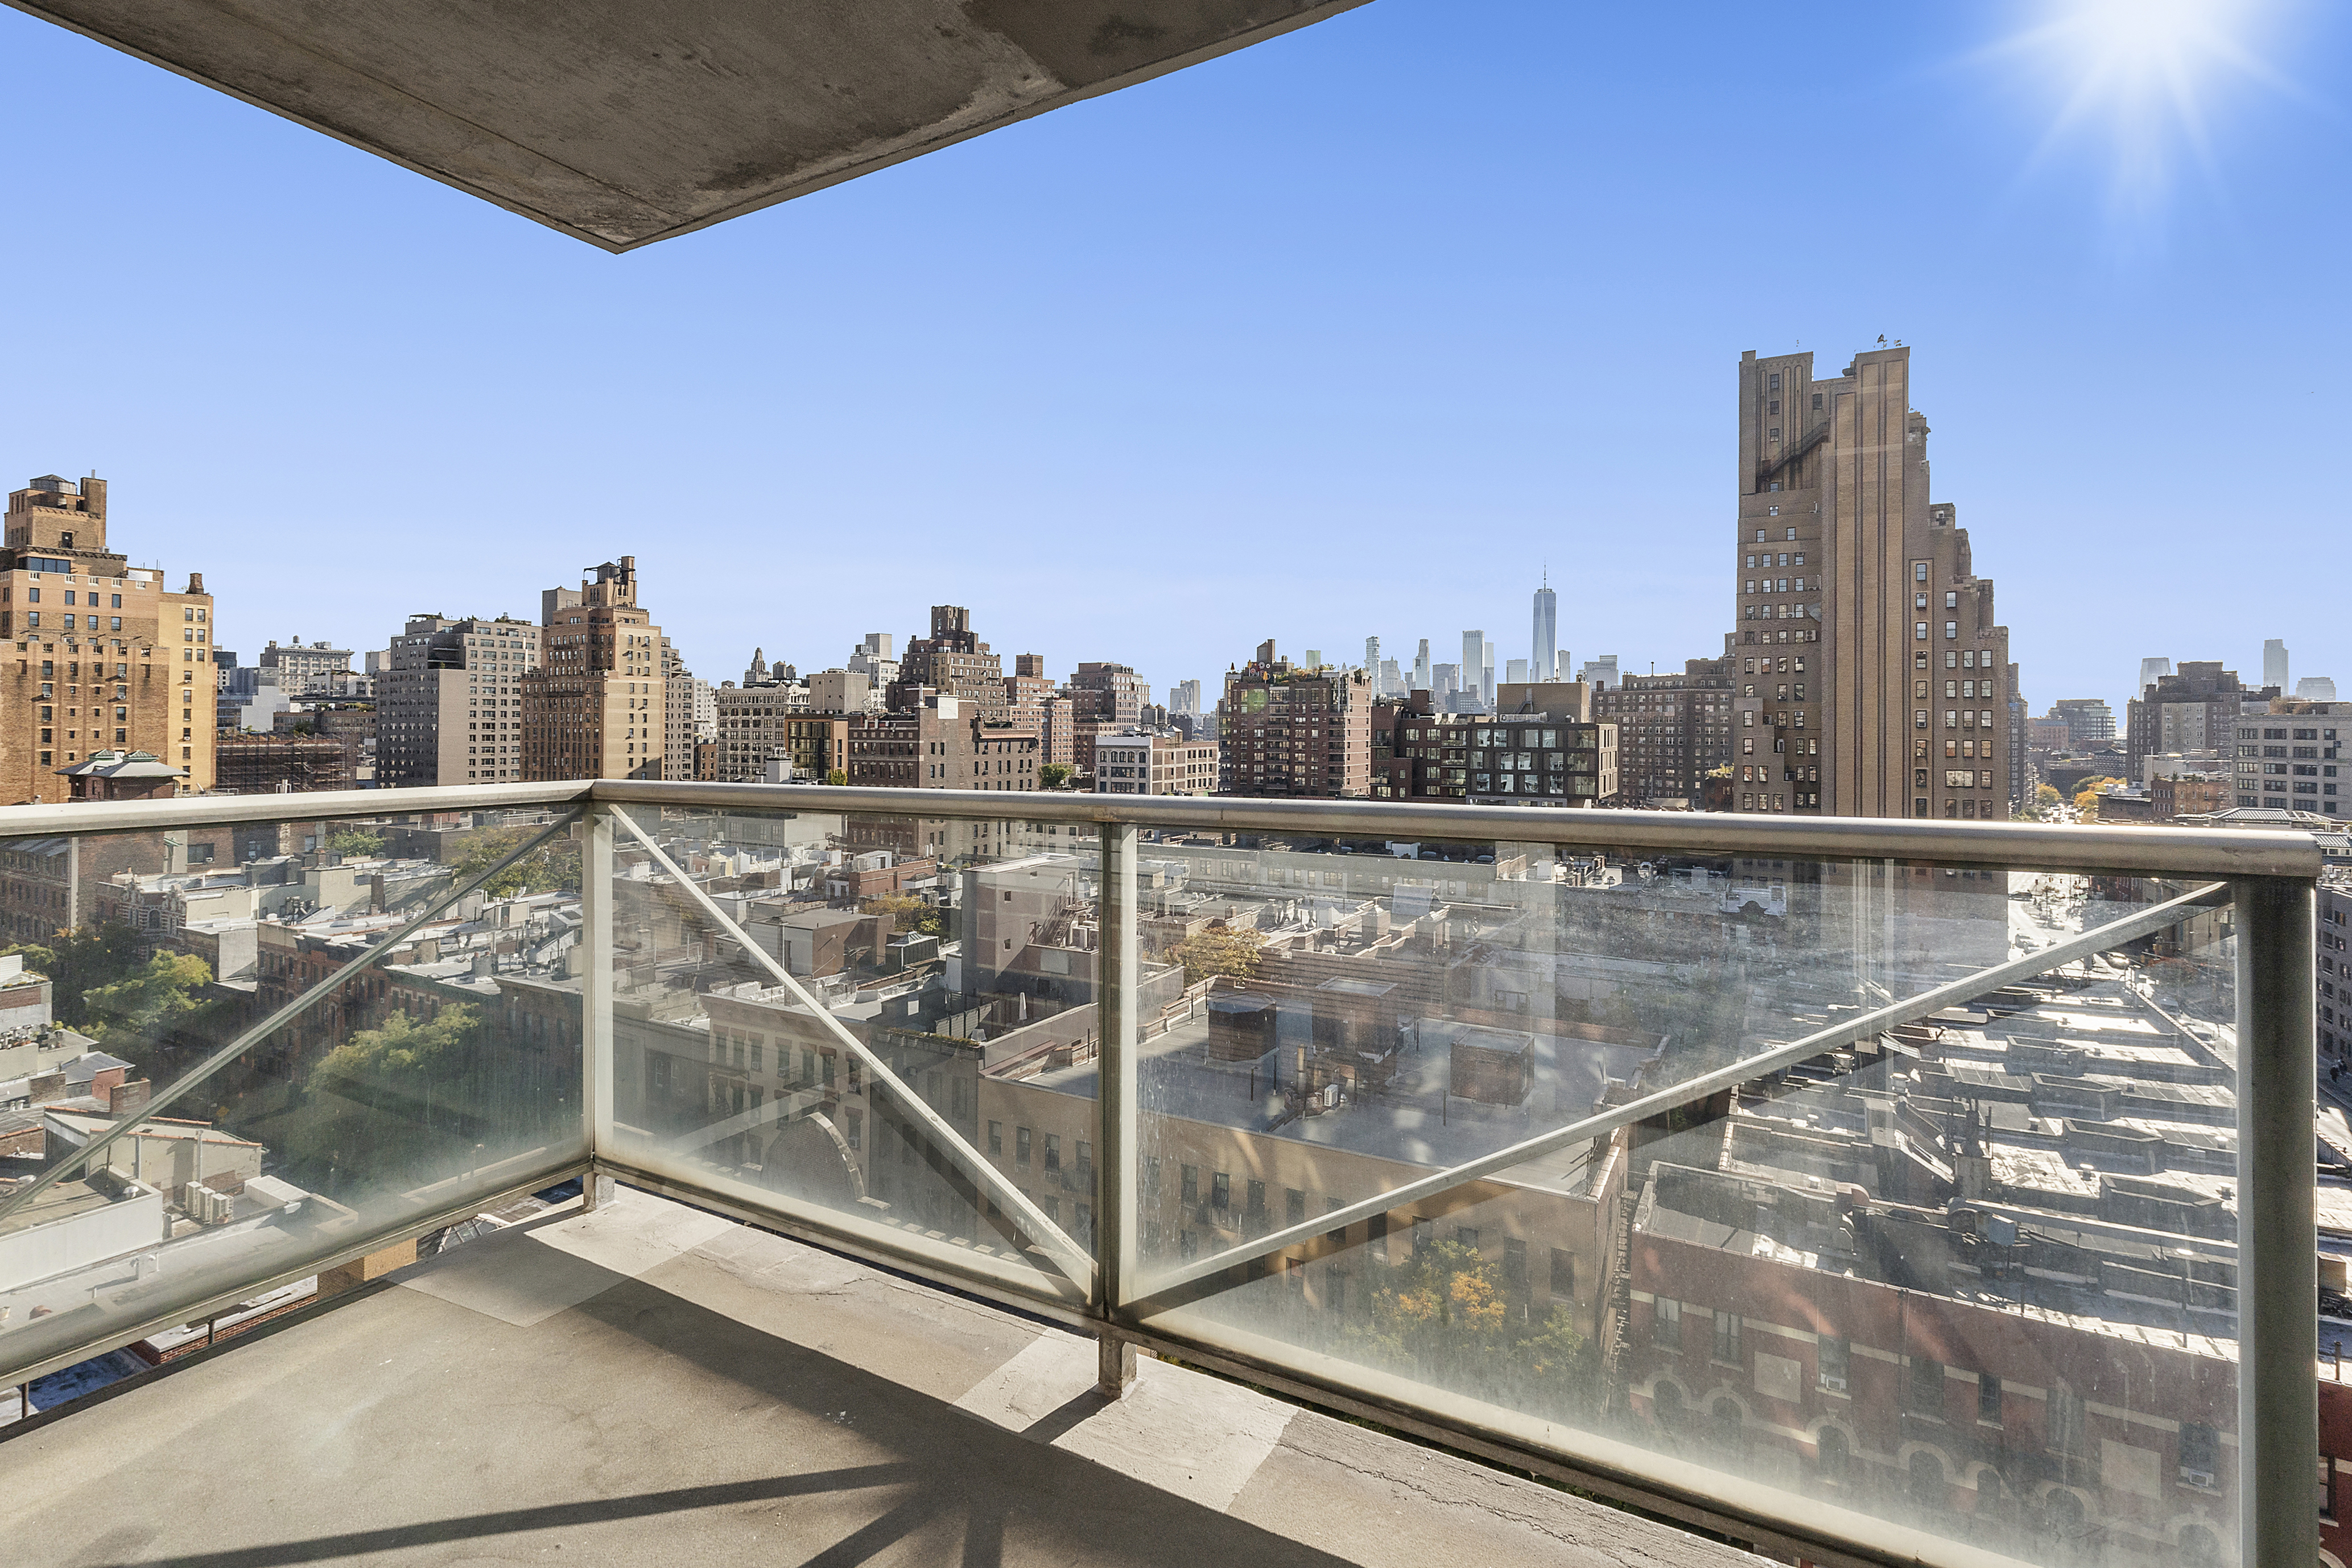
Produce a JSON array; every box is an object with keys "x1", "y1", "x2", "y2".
[{"x1": 0, "y1": 6, "x2": 2340, "y2": 719}]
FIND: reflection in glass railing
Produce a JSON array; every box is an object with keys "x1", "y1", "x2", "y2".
[
  {"x1": 1118, "y1": 829, "x2": 2235, "y2": 1568},
  {"x1": 0, "y1": 807, "x2": 590, "y2": 1380},
  {"x1": 0, "y1": 786, "x2": 2305, "y2": 1568},
  {"x1": 596, "y1": 805, "x2": 1103, "y2": 1302}
]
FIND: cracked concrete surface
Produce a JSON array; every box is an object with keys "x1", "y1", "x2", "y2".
[{"x1": 4, "y1": 1187, "x2": 1767, "y2": 1568}]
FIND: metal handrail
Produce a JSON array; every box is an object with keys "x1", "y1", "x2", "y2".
[
  {"x1": 591, "y1": 779, "x2": 2324, "y2": 880},
  {"x1": 0, "y1": 779, "x2": 2320, "y2": 881}
]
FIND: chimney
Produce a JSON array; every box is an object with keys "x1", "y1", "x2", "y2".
[
  {"x1": 110, "y1": 1079, "x2": 152, "y2": 1116},
  {"x1": 28, "y1": 1068, "x2": 64, "y2": 1104},
  {"x1": 187, "y1": 572, "x2": 205, "y2": 595}
]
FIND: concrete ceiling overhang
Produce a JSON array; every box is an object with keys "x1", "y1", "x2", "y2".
[{"x1": 7, "y1": 0, "x2": 1368, "y2": 251}]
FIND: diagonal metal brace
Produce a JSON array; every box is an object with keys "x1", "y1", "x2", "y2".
[
  {"x1": 606, "y1": 806, "x2": 1097, "y2": 1293},
  {"x1": 0, "y1": 809, "x2": 586, "y2": 1232},
  {"x1": 1129, "y1": 878, "x2": 2230, "y2": 1309}
]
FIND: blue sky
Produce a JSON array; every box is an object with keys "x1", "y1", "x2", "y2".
[{"x1": 0, "y1": 1, "x2": 2339, "y2": 712}]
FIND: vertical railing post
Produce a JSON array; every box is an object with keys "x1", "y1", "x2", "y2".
[
  {"x1": 1096, "y1": 817, "x2": 1140, "y2": 1395},
  {"x1": 2235, "y1": 875, "x2": 2317, "y2": 1568},
  {"x1": 580, "y1": 802, "x2": 616, "y2": 1211}
]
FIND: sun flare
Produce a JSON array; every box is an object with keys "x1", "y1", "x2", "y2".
[{"x1": 1999, "y1": 0, "x2": 2292, "y2": 217}]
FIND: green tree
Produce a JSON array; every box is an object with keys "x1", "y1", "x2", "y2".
[
  {"x1": 864, "y1": 893, "x2": 927, "y2": 934},
  {"x1": 1345, "y1": 1240, "x2": 1594, "y2": 1416},
  {"x1": 3, "y1": 925, "x2": 144, "y2": 1029},
  {"x1": 1170, "y1": 922, "x2": 1261, "y2": 986},
  {"x1": 451, "y1": 825, "x2": 580, "y2": 898},
  {"x1": 291, "y1": 1002, "x2": 487, "y2": 1179},
  {"x1": 826, "y1": 769, "x2": 848, "y2": 786},
  {"x1": 2036, "y1": 782, "x2": 2062, "y2": 807},
  {"x1": 1039, "y1": 762, "x2": 1074, "y2": 789},
  {"x1": 328, "y1": 827, "x2": 385, "y2": 859},
  {"x1": 79, "y1": 951, "x2": 218, "y2": 1051},
  {"x1": 2072, "y1": 776, "x2": 2124, "y2": 819}
]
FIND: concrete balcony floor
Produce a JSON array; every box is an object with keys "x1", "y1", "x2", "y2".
[{"x1": 7, "y1": 1189, "x2": 1765, "y2": 1568}]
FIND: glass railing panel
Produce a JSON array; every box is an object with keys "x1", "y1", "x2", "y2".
[
  {"x1": 598, "y1": 803, "x2": 1099, "y2": 1309},
  {"x1": 0, "y1": 804, "x2": 591, "y2": 1379},
  {"x1": 1124, "y1": 826, "x2": 2231, "y2": 1568}
]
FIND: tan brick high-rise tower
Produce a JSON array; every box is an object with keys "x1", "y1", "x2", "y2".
[
  {"x1": 0, "y1": 474, "x2": 216, "y2": 801},
  {"x1": 1728, "y1": 347, "x2": 2023, "y2": 821},
  {"x1": 522, "y1": 556, "x2": 666, "y2": 781}
]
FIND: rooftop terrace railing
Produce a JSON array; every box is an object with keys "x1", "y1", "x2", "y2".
[{"x1": 0, "y1": 781, "x2": 2320, "y2": 1568}]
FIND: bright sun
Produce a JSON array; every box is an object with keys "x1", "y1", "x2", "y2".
[{"x1": 1998, "y1": 0, "x2": 2291, "y2": 217}]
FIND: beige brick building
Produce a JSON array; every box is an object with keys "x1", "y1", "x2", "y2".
[
  {"x1": 1729, "y1": 347, "x2": 2023, "y2": 820},
  {"x1": 0, "y1": 474, "x2": 214, "y2": 800},
  {"x1": 522, "y1": 556, "x2": 666, "y2": 782},
  {"x1": 378, "y1": 614, "x2": 540, "y2": 787}
]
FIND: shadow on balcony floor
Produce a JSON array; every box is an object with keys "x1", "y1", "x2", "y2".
[{"x1": 7, "y1": 1188, "x2": 1767, "y2": 1568}]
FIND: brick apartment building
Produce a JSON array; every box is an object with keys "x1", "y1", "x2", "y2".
[
  {"x1": 1728, "y1": 348, "x2": 2024, "y2": 820},
  {"x1": 1069, "y1": 661, "x2": 1149, "y2": 725},
  {"x1": 2130, "y1": 662, "x2": 2268, "y2": 778},
  {"x1": 1372, "y1": 690, "x2": 1616, "y2": 806},
  {"x1": 0, "y1": 474, "x2": 216, "y2": 799},
  {"x1": 846, "y1": 695, "x2": 1039, "y2": 794},
  {"x1": 887, "y1": 606, "x2": 1006, "y2": 720},
  {"x1": 1592, "y1": 655, "x2": 1736, "y2": 806},
  {"x1": 523, "y1": 557, "x2": 666, "y2": 782},
  {"x1": 378, "y1": 614, "x2": 540, "y2": 787},
  {"x1": 2234, "y1": 711, "x2": 2345, "y2": 816},
  {"x1": 257, "y1": 637, "x2": 353, "y2": 695},
  {"x1": 1092, "y1": 731, "x2": 1217, "y2": 795},
  {"x1": 1218, "y1": 641, "x2": 1373, "y2": 799}
]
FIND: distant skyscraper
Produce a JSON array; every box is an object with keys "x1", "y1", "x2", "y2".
[
  {"x1": 1432, "y1": 663, "x2": 1460, "y2": 699},
  {"x1": 1555, "y1": 649, "x2": 1573, "y2": 682},
  {"x1": 1413, "y1": 639, "x2": 1431, "y2": 693},
  {"x1": 2049, "y1": 698, "x2": 2118, "y2": 749},
  {"x1": 1305, "y1": 649, "x2": 1322, "y2": 669},
  {"x1": 2299, "y1": 676, "x2": 2338, "y2": 702},
  {"x1": 2137, "y1": 657, "x2": 2173, "y2": 697},
  {"x1": 1577, "y1": 655, "x2": 1619, "y2": 691},
  {"x1": 1505, "y1": 658, "x2": 1529, "y2": 685},
  {"x1": 1532, "y1": 575, "x2": 1557, "y2": 683},
  {"x1": 2264, "y1": 638, "x2": 2289, "y2": 691},
  {"x1": 1364, "y1": 636, "x2": 1379, "y2": 675},
  {"x1": 1461, "y1": 631, "x2": 1484, "y2": 704}
]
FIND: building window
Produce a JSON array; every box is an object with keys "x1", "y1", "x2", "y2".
[
  {"x1": 1712, "y1": 1311, "x2": 1742, "y2": 1365},
  {"x1": 1907, "y1": 1357, "x2": 1944, "y2": 1414},
  {"x1": 2180, "y1": 1422, "x2": 2219, "y2": 1486},
  {"x1": 1818, "y1": 1336, "x2": 1849, "y2": 1390},
  {"x1": 1653, "y1": 1296, "x2": 1681, "y2": 1347}
]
